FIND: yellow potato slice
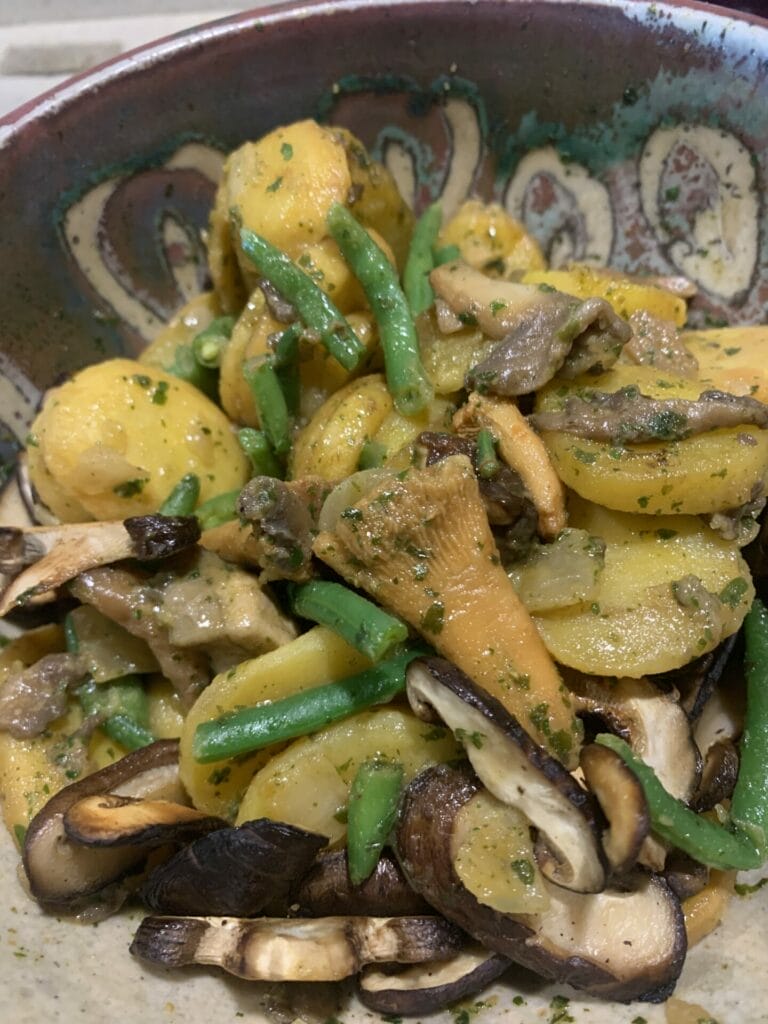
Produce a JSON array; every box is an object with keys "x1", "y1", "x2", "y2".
[
  {"x1": 536, "y1": 364, "x2": 768, "y2": 515},
  {"x1": 439, "y1": 199, "x2": 546, "y2": 277},
  {"x1": 28, "y1": 358, "x2": 249, "y2": 521},
  {"x1": 235, "y1": 706, "x2": 460, "y2": 842},
  {"x1": 290, "y1": 373, "x2": 393, "y2": 480},
  {"x1": 179, "y1": 626, "x2": 371, "y2": 819},
  {"x1": 685, "y1": 325, "x2": 768, "y2": 404},
  {"x1": 523, "y1": 264, "x2": 687, "y2": 326},
  {"x1": 532, "y1": 497, "x2": 754, "y2": 677}
]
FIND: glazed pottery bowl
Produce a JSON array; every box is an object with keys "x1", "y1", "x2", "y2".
[{"x1": 1, "y1": 1, "x2": 768, "y2": 1021}]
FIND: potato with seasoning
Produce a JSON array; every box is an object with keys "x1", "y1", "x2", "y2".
[
  {"x1": 27, "y1": 358, "x2": 248, "y2": 521},
  {"x1": 535, "y1": 364, "x2": 768, "y2": 515}
]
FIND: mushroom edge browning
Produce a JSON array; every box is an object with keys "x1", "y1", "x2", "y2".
[
  {"x1": 395, "y1": 761, "x2": 687, "y2": 1003},
  {"x1": 314, "y1": 454, "x2": 582, "y2": 767}
]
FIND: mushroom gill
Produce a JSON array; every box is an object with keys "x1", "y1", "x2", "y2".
[{"x1": 313, "y1": 454, "x2": 581, "y2": 766}]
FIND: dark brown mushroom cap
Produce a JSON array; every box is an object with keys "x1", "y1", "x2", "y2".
[
  {"x1": 358, "y1": 946, "x2": 510, "y2": 1016},
  {"x1": 406, "y1": 657, "x2": 605, "y2": 893},
  {"x1": 22, "y1": 739, "x2": 184, "y2": 907},
  {"x1": 139, "y1": 818, "x2": 328, "y2": 917},
  {"x1": 123, "y1": 514, "x2": 201, "y2": 560},
  {"x1": 292, "y1": 850, "x2": 431, "y2": 918},
  {"x1": 130, "y1": 914, "x2": 466, "y2": 982}
]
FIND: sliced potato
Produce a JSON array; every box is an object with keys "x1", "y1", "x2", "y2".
[
  {"x1": 684, "y1": 325, "x2": 768, "y2": 404},
  {"x1": 27, "y1": 358, "x2": 249, "y2": 521},
  {"x1": 533, "y1": 497, "x2": 754, "y2": 677},
  {"x1": 523, "y1": 264, "x2": 687, "y2": 326},
  {"x1": 235, "y1": 707, "x2": 460, "y2": 842},
  {"x1": 536, "y1": 364, "x2": 768, "y2": 515},
  {"x1": 179, "y1": 626, "x2": 371, "y2": 818},
  {"x1": 439, "y1": 199, "x2": 545, "y2": 277},
  {"x1": 290, "y1": 373, "x2": 393, "y2": 480}
]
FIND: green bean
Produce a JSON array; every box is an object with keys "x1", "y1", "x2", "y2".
[
  {"x1": 191, "y1": 316, "x2": 235, "y2": 368},
  {"x1": 165, "y1": 344, "x2": 219, "y2": 401},
  {"x1": 290, "y1": 580, "x2": 409, "y2": 662},
  {"x1": 76, "y1": 676, "x2": 154, "y2": 752},
  {"x1": 272, "y1": 322, "x2": 302, "y2": 417},
  {"x1": 404, "y1": 203, "x2": 442, "y2": 317},
  {"x1": 433, "y1": 243, "x2": 461, "y2": 266},
  {"x1": 238, "y1": 428, "x2": 283, "y2": 478},
  {"x1": 195, "y1": 489, "x2": 240, "y2": 530},
  {"x1": 595, "y1": 733, "x2": 764, "y2": 870},
  {"x1": 358, "y1": 439, "x2": 387, "y2": 470},
  {"x1": 193, "y1": 646, "x2": 427, "y2": 763},
  {"x1": 730, "y1": 598, "x2": 768, "y2": 837},
  {"x1": 238, "y1": 224, "x2": 365, "y2": 372},
  {"x1": 347, "y1": 757, "x2": 404, "y2": 885},
  {"x1": 327, "y1": 203, "x2": 434, "y2": 417},
  {"x1": 243, "y1": 357, "x2": 291, "y2": 458},
  {"x1": 475, "y1": 429, "x2": 500, "y2": 479},
  {"x1": 159, "y1": 474, "x2": 201, "y2": 516}
]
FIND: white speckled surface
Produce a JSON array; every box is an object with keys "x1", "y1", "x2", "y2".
[{"x1": 0, "y1": 828, "x2": 766, "y2": 1024}]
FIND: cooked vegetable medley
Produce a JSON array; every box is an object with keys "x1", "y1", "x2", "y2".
[{"x1": 2, "y1": 116, "x2": 768, "y2": 1016}]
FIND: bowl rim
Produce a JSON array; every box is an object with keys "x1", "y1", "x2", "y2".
[{"x1": 1, "y1": 0, "x2": 768, "y2": 141}]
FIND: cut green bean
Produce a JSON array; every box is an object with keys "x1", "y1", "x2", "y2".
[
  {"x1": 358, "y1": 439, "x2": 387, "y2": 470},
  {"x1": 595, "y1": 733, "x2": 764, "y2": 870},
  {"x1": 195, "y1": 489, "x2": 240, "y2": 530},
  {"x1": 290, "y1": 580, "x2": 409, "y2": 662},
  {"x1": 243, "y1": 357, "x2": 291, "y2": 458},
  {"x1": 193, "y1": 646, "x2": 427, "y2": 763},
  {"x1": 238, "y1": 428, "x2": 283, "y2": 478},
  {"x1": 433, "y1": 243, "x2": 461, "y2": 266},
  {"x1": 404, "y1": 203, "x2": 442, "y2": 317},
  {"x1": 159, "y1": 474, "x2": 201, "y2": 516},
  {"x1": 192, "y1": 316, "x2": 235, "y2": 368},
  {"x1": 76, "y1": 676, "x2": 154, "y2": 752},
  {"x1": 165, "y1": 344, "x2": 219, "y2": 401},
  {"x1": 475, "y1": 429, "x2": 500, "y2": 479},
  {"x1": 347, "y1": 757, "x2": 404, "y2": 885},
  {"x1": 238, "y1": 224, "x2": 365, "y2": 372},
  {"x1": 328, "y1": 203, "x2": 434, "y2": 416},
  {"x1": 272, "y1": 322, "x2": 302, "y2": 417},
  {"x1": 731, "y1": 598, "x2": 768, "y2": 837}
]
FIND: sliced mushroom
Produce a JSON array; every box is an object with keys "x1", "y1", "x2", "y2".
[
  {"x1": 22, "y1": 739, "x2": 185, "y2": 908},
  {"x1": 429, "y1": 262, "x2": 630, "y2": 395},
  {"x1": 0, "y1": 516, "x2": 199, "y2": 617},
  {"x1": 314, "y1": 455, "x2": 582, "y2": 767},
  {"x1": 579, "y1": 743, "x2": 649, "y2": 874},
  {"x1": 63, "y1": 794, "x2": 224, "y2": 847},
  {"x1": 691, "y1": 680, "x2": 744, "y2": 811},
  {"x1": 406, "y1": 657, "x2": 605, "y2": 894},
  {"x1": 453, "y1": 392, "x2": 567, "y2": 539},
  {"x1": 139, "y1": 818, "x2": 327, "y2": 917},
  {"x1": 569, "y1": 674, "x2": 700, "y2": 872},
  {"x1": 0, "y1": 650, "x2": 86, "y2": 738},
  {"x1": 657, "y1": 634, "x2": 738, "y2": 721},
  {"x1": 292, "y1": 850, "x2": 431, "y2": 918},
  {"x1": 70, "y1": 566, "x2": 211, "y2": 707},
  {"x1": 130, "y1": 915, "x2": 465, "y2": 982},
  {"x1": 570, "y1": 674, "x2": 700, "y2": 804},
  {"x1": 396, "y1": 762, "x2": 686, "y2": 1003},
  {"x1": 358, "y1": 946, "x2": 510, "y2": 1016}
]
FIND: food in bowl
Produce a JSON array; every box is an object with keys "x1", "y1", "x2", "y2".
[{"x1": 1, "y1": 110, "x2": 767, "y2": 1019}]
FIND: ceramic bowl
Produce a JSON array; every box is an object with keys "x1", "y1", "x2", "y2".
[{"x1": 1, "y1": 1, "x2": 767, "y2": 1021}]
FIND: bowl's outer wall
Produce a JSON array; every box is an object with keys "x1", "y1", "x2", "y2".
[{"x1": 1, "y1": 0, "x2": 767, "y2": 424}]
